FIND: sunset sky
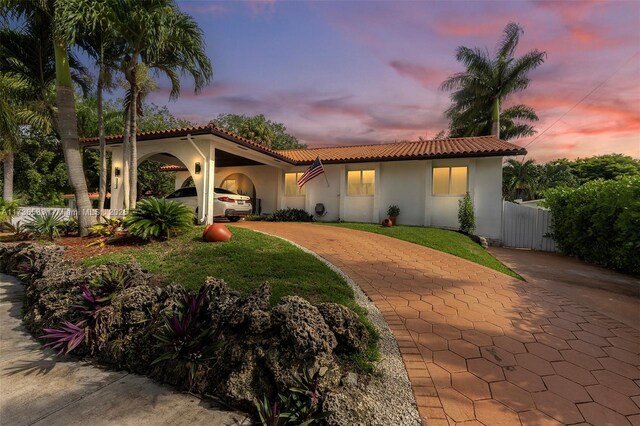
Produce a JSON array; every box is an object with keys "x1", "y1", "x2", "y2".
[{"x1": 144, "y1": 0, "x2": 640, "y2": 162}]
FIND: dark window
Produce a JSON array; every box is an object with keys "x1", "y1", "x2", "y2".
[{"x1": 183, "y1": 187, "x2": 197, "y2": 197}]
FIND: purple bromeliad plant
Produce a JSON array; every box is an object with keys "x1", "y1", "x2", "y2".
[
  {"x1": 153, "y1": 286, "x2": 220, "y2": 386},
  {"x1": 41, "y1": 320, "x2": 87, "y2": 355}
]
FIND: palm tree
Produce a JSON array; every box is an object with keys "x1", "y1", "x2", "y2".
[
  {"x1": 107, "y1": 0, "x2": 212, "y2": 209},
  {"x1": 503, "y1": 159, "x2": 540, "y2": 201},
  {"x1": 56, "y1": 0, "x2": 122, "y2": 213},
  {"x1": 441, "y1": 22, "x2": 546, "y2": 139},
  {"x1": 0, "y1": 8, "x2": 88, "y2": 203},
  {"x1": 0, "y1": 75, "x2": 22, "y2": 202}
]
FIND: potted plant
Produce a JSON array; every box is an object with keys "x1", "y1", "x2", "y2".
[{"x1": 387, "y1": 205, "x2": 400, "y2": 226}]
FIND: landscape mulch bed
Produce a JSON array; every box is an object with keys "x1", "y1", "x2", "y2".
[{"x1": 57, "y1": 236, "x2": 147, "y2": 261}]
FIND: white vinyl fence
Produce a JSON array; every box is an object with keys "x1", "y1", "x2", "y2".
[{"x1": 502, "y1": 201, "x2": 558, "y2": 252}]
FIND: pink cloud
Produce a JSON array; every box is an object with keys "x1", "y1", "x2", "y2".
[{"x1": 389, "y1": 61, "x2": 451, "y2": 89}]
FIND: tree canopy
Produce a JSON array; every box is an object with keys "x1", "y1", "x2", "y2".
[
  {"x1": 441, "y1": 22, "x2": 546, "y2": 140},
  {"x1": 502, "y1": 154, "x2": 639, "y2": 201},
  {"x1": 210, "y1": 113, "x2": 306, "y2": 150}
]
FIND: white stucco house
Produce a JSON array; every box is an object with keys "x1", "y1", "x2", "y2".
[{"x1": 81, "y1": 125, "x2": 526, "y2": 240}]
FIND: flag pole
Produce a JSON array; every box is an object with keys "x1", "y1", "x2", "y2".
[{"x1": 319, "y1": 156, "x2": 330, "y2": 187}]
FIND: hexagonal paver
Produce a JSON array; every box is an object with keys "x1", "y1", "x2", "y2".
[
  {"x1": 433, "y1": 350, "x2": 467, "y2": 373},
  {"x1": 542, "y1": 375, "x2": 592, "y2": 403},
  {"x1": 404, "y1": 318, "x2": 433, "y2": 334},
  {"x1": 604, "y1": 346, "x2": 640, "y2": 365},
  {"x1": 586, "y1": 384, "x2": 639, "y2": 415},
  {"x1": 494, "y1": 336, "x2": 527, "y2": 354},
  {"x1": 437, "y1": 387, "x2": 474, "y2": 422},
  {"x1": 525, "y1": 342, "x2": 563, "y2": 362},
  {"x1": 449, "y1": 339, "x2": 480, "y2": 359},
  {"x1": 433, "y1": 324, "x2": 462, "y2": 340},
  {"x1": 418, "y1": 333, "x2": 447, "y2": 351},
  {"x1": 578, "y1": 402, "x2": 632, "y2": 426},
  {"x1": 491, "y1": 380, "x2": 535, "y2": 411},
  {"x1": 560, "y1": 349, "x2": 602, "y2": 371},
  {"x1": 535, "y1": 333, "x2": 571, "y2": 350},
  {"x1": 468, "y1": 358, "x2": 505, "y2": 382},
  {"x1": 474, "y1": 399, "x2": 520, "y2": 426},
  {"x1": 481, "y1": 346, "x2": 517, "y2": 367},
  {"x1": 452, "y1": 371, "x2": 491, "y2": 401},
  {"x1": 462, "y1": 329, "x2": 493, "y2": 347},
  {"x1": 519, "y1": 409, "x2": 563, "y2": 426},
  {"x1": 552, "y1": 361, "x2": 598, "y2": 386},
  {"x1": 593, "y1": 370, "x2": 640, "y2": 397},
  {"x1": 532, "y1": 391, "x2": 585, "y2": 424},
  {"x1": 568, "y1": 339, "x2": 608, "y2": 357},
  {"x1": 598, "y1": 357, "x2": 640, "y2": 380},
  {"x1": 504, "y1": 365, "x2": 546, "y2": 392},
  {"x1": 515, "y1": 352, "x2": 555, "y2": 376}
]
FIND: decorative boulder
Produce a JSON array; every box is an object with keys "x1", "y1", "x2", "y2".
[{"x1": 317, "y1": 303, "x2": 370, "y2": 353}]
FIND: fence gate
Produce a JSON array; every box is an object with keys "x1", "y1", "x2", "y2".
[{"x1": 502, "y1": 201, "x2": 558, "y2": 252}]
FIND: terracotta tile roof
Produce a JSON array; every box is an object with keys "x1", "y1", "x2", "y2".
[
  {"x1": 80, "y1": 125, "x2": 526, "y2": 165},
  {"x1": 279, "y1": 136, "x2": 525, "y2": 164},
  {"x1": 79, "y1": 124, "x2": 293, "y2": 163},
  {"x1": 159, "y1": 165, "x2": 188, "y2": 172}
]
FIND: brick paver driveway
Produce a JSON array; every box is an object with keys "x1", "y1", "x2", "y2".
[{"x1": 239, "y1": 222, "x2": 640, "y2": 426}]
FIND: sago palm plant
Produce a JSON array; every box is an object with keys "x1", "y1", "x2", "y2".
[{"x1": 124, "y1": 198, "x2": 194, "y2": 240}]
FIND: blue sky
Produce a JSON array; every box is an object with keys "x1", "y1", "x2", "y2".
[{"x1": 137, "y1": 0, "x2": 640, "y2": 161}]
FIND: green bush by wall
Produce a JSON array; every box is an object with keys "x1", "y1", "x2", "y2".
[{"x1": 544, "y1": 175, "x2": 640, "y2": 275}]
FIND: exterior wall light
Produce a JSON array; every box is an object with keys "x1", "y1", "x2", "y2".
[
  {"x1": 114, "y1": 167, "x2": 121, "y2": 177},
  {"x1": 195, "y1": 162, "x2": 201, "y2": 174}
]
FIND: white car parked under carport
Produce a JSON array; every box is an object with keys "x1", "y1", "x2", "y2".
[{"x1": 165, "y1": 187, "x2": 252, "y2": 222}]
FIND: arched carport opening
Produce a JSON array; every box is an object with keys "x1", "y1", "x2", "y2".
[
  {"x1": 220, "y1": 172, "x2": 259, "y2": 214},
  {"x1": 137, "y1": 152, "x2": 199, "y2": 208}
]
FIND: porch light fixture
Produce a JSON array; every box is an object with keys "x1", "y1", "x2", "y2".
[
  {"x1": 195, "y1": 162, "x2": 201, "y2": 174},
  {"x1": 114, "y1": 167, "x2": 121, "y2": 177}
]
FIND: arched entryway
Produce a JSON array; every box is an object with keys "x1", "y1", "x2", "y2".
[{"x1": 220, "y1": 173, "x2": 259, "y2": 214}]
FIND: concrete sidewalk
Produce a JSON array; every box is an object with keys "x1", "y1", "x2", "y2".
[{"x1": 0, "y1": 274, "x2": 248, "y2": 426}]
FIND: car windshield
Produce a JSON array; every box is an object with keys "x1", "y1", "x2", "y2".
[{"x1": 214, "y1": 187, "x2": 236, "y2": 195}]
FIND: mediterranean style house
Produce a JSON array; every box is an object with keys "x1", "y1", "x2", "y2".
[{"x1": 81, "y1": 125, "x2": 526, "y2": 240}]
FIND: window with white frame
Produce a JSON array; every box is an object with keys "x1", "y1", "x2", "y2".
[
  {"x1": 284, "y1": 172, "x2": 306, "y2": 196},
  {"x1": 347, "y1": 169, "x2": 375, "y2": 196},
  {"x1": 432, "y1": 166, "x2": 468, "y2": 195}
]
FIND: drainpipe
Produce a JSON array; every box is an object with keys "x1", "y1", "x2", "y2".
[{"x1": 186, "y1": 134, "x2": 207, "y2": 223}]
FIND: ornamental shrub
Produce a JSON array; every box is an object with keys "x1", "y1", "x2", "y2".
[
  {"x1": 269, "y1": 208, "x2": 313, "y2": 222},
  {"x1": 544, "y1": 175, "x2": 640, "y2": 274},
  {"x1": 25, "y1": 210, "x2": 65, "y2": 241},
  {"x1": 124, "y1": 198, "x2": 194, "y2": 240},
  {"x1": 458, "y1": 192, "x2": 476, "y2": 235}
]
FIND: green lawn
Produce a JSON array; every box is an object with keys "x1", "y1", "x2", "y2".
[
  {"x1": 83, "y1": 225, "x2": 379, "y2": 372},
  {"x1": 318, "y1": 222, "x2": 522, "y2": 279},
  {"x1": 83, "y1": 225, "x2": 360, "y2": 307}
]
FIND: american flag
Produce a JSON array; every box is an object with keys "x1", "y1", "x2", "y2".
[{"x1": 297, "y1": 156, "x2": 325, "y2": 187}]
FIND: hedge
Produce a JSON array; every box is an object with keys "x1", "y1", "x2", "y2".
[{"x1": 544, "y1": 175, "x2": 640, "y2": 274}]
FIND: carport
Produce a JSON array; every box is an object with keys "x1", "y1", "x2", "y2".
[{"x1": 81, "y1": 125, "x2": 291, "y2": 223}]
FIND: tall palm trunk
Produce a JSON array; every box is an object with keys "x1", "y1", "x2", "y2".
[
  {"x1": 491, "y1": 97, "x2": 500, "y2": 138},
  {"x1": 53, "y1": 37, "x2": 95, "y2": 236},
  {"x1": 3, "y1": 152, "x2": 14, "y2": 202},
  {"x1": 122, "y1": 105, "x2": 131, "y2": 210},
  {"x1": 129, "y1": 85, "x2": 138, "y2": 208},
  {"x1": 97, "y1": 45, "x2": 107, "y2": 216}
]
